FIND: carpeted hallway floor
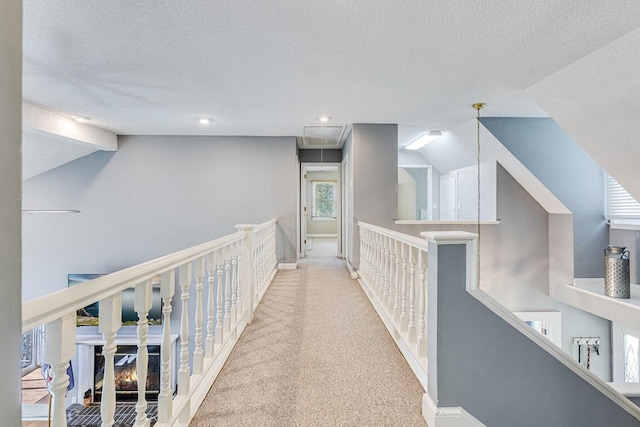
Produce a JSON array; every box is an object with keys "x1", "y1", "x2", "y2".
[{"x1": 189, "y1": 257, "x2": 426, "y2": 426}]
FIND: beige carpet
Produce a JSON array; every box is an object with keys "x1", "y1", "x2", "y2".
[{"x1": 190, "y1": 257, "x2": 426, "y2": 426}]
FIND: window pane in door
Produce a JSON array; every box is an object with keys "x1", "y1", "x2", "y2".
[{"x1": 624, "y1": 333, "x2": 639, "y2": 382}]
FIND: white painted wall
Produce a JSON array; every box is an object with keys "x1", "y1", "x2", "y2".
[{"x1": 1, "y1": 1, "x2": 23, "y2": 423}]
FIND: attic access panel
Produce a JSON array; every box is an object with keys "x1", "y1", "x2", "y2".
[{"x1": 300, "y1": 125, "x2": 346, "y2": 149}]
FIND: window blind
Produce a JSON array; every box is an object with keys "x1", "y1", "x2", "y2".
[{"x1": 606, "y1": 174, "x2": 640, "y2": 219}]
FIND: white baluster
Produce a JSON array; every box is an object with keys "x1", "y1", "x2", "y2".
[
  {"x1": 373, "y1": 232, "x2": 379, "y2": 295},
  {"x1": 361, "y1": 229, "x2": 368, "y2": 284},
  {"x1": 393, "y1": 239, "x2": 401, "y2": 322},
  {"x1": 408, "y1": 248, "x2": 417, "y2": 343},
  {"x1": 386, "y1": 237, "x2": 396, "y2": 310},
  {"x1": 367, "y1": 230, "x2": 373, "y2": 287},
  {"x1": 235, "y1": 241, "x2": 243, "y2": 316},
  {"x1": 178, "y1": 263, "x2": 192, "y2": 397},
  {"x1": 216, "y1": 256, "x2": 224, "y2": 347},
  {"x1": 382, "y1": 236, "x2": 390, "y2": 302},
  {"x1": 253, "y1": 243, "x2": 259, "y2": 304},
  {"x1": 206, "y1": 253, "x2": 216, "y2": 359},
  {"x1": 258, "y1": 236, "x2": 265, "y2": 291},
  {"x1": 400, "y1": 244, "x2": 409, "y2": 332},
  {"x1": 417, "y1": 250, "x2": 427, "y2": 357},
  {"x1": 235, "y1": 224, "x2": 256, "y2": 323},
  {"x1": 44, "y1": 313, "x2": 76, "y2": 427},
  {"x1": 134, "y1": 281, "x2": 152, "y2": 427},
  {"x1": 386, "y1": 237, "x2": 394, "y2": 310},
  {"x1": 193, "y1": 257, "x2": 205, "y2": 375},
  {"x1": 367, "y1": 230, "x2": 373, "y2": 283},
  {"x1": 377, "y1": 234, "x2": 384, "y2": 298},
  {"x1": 224, "y1": 252, "x2": 232, "y2": 335},
  {"x1": 99, "y1": 294, "x2": 123, "y2": 427},
  {"x1": 231, "y1": 249, "x2": 238, "y2": 325},
  {"x1": 158, "y1": 271, "x2": 175, "y2": 423}
]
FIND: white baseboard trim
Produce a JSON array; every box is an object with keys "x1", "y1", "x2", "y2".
[
  {"x1": 278, "y1": 262, "x2": 297, "y2": 270},
  {"x1": 346, "y1": 262, "x2": 358, "y2": 279},
  {"x1": 422, "y1": 394, "x2": 486, "y2": 427}
]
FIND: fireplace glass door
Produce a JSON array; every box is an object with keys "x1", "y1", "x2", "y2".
[{"x1": 94, "y1": 345, "x2": 161, "y2": 402}]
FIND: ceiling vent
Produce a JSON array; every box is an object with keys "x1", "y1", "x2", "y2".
[{"x1": 300, "y1": 125, "x2": 346, "y2": 149}]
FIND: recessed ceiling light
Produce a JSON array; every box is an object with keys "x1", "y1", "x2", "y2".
[
  {"x1": 198, "y1": 117, "x2": 212, "y2": 125},
  {"x1": 318, "y1": 116, "x2": 331, "y2": 123},
  {"x1": 72, "y1": 116, "x2": 90, "y2": 123},
  {"x1": 405, "y1": 131, "x2": 443, "y2": 150}
]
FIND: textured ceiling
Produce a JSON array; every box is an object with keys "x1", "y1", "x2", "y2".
[{"x1": 22, "y1": 1, "x2": 640, "y2": 140}]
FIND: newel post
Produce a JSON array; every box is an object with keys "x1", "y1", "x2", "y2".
[
  {"x1": 420, "y1": 231, "x2": 477, "y2": 413},
  {"x1": 44, "y1": 312, "x2": 76, "y2": 427},
  {"x1": 235, "y1": 224, "x2": 257, "y2": 324}
]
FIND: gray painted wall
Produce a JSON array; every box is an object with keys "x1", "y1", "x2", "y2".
[
  {"x1": 431, "y1": 243, "x2": 637, "y2": 427},
  {"x1": 402, "y1": 165, "x2": 611, "y2": 379},
  {"x1": 482, "y1": 117, "x2": 608, "y2": 278},
  {"x1": 342, "y1": 130, "x2": 355, "y2": 265},
  {"x1": 298, "y1": 149, "x2": 343, "y2": 163},
  {"x1": 1, "y1": 1, "x2": 23, "y2": 423},
  {"x1": 22, "y1": 135, "x2": 297, "y2": 301},
  {"x1": 351, "y1": 124, "x2": 398, "y2": 268}
]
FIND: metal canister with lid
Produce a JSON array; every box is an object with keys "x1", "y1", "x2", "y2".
[{"x1": 604, "y1": 245, "x2": 630, "y2": 299}]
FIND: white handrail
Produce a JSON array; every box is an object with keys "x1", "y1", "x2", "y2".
[
  {"x1": 22, "y1": 219, "x2": 279, "y2": 427},
  {"x1": 23, "y1": 232, "x2": 243, "y2": 333},
  {"x1": 358, "y1": 221, "x2": 428, "y2": 251}
]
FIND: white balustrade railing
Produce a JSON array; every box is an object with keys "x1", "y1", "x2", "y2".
[
  {"x1": 251, "y1": 219, "x2": 278, "y2": 305},
  {"x1": 357, "y1": 222, "x2": 428, "y2": 384},
  {"x1": 22, "y1": 219, "x2": 279, "y2": 426}
]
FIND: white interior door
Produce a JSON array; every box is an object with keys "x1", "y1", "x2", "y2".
[
  {"x1": 300, "y1": 162, "x2": 342, "y2": 258},
  {"x1": 300, "y1": 166, "x2": 308, "y2": 257},
  {"x1": 341, "y1": 155, "x2": 349, "y2": 260},
  {"x1": 440, "y1": 173, "x2": 458, "y2": 221}
]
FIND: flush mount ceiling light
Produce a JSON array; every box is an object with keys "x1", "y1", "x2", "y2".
[
  {"x1": 72, "y1": 115, "x2": 90, "y2": 123},
  {"x1": 318, "y1": 116, "x2": 331, "y2": 123},
  {"x1": 22, "y1": 209, "x2": 81, "y2": 214},
  {"x1": 198, "y1": 117, "x2": 212, "y2": 125},
  {"x1": 404, "y1": 130, "x2": 443, "y2": 150}
]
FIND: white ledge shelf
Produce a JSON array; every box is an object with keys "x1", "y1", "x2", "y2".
[
  {"x1": 394, "y1": 220, "x2": 501, "y2": 225},
  {"x1": 609, "y1": 382, "x2": 640, "y2": 398},
  {"x1": 557, "y1": 279, "x2": 640, "y2": 331}
]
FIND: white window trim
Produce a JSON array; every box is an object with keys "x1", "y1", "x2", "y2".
[
  {"x1": 612, "y1": 322, "x2": 640, "y2": 383},
  {"x1": 312, "y1": 180, "x2": 337, "y2": 220}
]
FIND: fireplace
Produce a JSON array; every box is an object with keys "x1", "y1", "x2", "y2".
[
  {"x1": 94, "y1": 345, "x2": 160, "y2": 402},
  {"x1": 75, "y1": 333, "x2": 178, "y2": 405}
]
